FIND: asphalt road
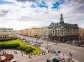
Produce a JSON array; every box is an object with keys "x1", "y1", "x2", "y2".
[
  {"x1": 16, "y1": 35, "x2": 84, "y2": 62},
  {"x1": 42, "y1": 39, "x2": 84, "y2": 62}
]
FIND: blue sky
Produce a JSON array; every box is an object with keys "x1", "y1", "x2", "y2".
[
  {"x1": 0, "y1": 0, "x2": 84, "y2": 30},
  {"x1": 0, "y1": 0, "x2": 13, "y2": 4}
]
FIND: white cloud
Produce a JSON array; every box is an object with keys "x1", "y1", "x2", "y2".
[{"x1": 0, "y1": 0, "x2": 84, "y2": 30}]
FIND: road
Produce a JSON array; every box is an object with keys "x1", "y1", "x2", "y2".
[
  {"x1": 40, "y1": 39, "x2": 84, "y2": 62},
  {"x1": 15, "y1": 35, "x2": 84, "y2": 62},
  {"x1": 3, "y1": 49, "x2": 54, "y2": 62}
]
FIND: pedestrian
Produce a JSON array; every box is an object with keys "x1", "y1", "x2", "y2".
[
  {"x1": 56, "y1": 52, "x2": 58, "y2": 56},
  {"x1": 14, "y1": 51, "x2": 15, "y2": 54},
  {"x1": 4, "y1": 51, "x2": 6, "y2": 54},
  {"x1": 57, "y1": 50, "x2": 62, "y2": 58},
  {"x1": 3, "y1": 51, "x2": 4, "y2": 55},
  {"x1": 22, "y1": 52, "x2": 23, "y2": 56},
  {"x1": 69, "y1": 52, "x2": 72, "y2": 60},
  {"x1": 46, "y1": 59, "x2": 50, "y2": 62},
  {"x1": 44, "y1": 51, "x2": 46, "y2": 55},
  {"x1": 15, "y1": 51, "x2": 17, "y2": 54},
  {"x1": 29, "y1": 55, "x2": 31, "y2": 58},
  {"x1": 48, "y1": 50, "x2": 50, "y2": 53}
]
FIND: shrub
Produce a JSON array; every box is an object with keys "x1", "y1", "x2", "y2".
[
  {"x1": 0, "y1": 43, "x2": 20, "y2": 49},
  {"x1": 18, "y1": 46, "x2": 35, "y2": 53},
  {"x1": 0, "y1": 37, "x2": 17, "y2": 42},
  {"x1": 25, "y1": 46, "x2": 35, "y2": 53}
]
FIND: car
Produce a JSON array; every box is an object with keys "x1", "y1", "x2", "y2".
[
  {"x1": 54, "y1": 43, "x2": 58, "y2": 45},
  {"x1": 11, "y1": 59, "x2": 18, "y2": 62}
]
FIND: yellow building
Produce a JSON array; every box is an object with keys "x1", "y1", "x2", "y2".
[
  {"x1": 21, "y1": 28, "x2": 42, "y2": 38},
  {"x1": 0, "y1": 28, "x2": 16, "y2": 40},
  {"x1": 27, "y1": 29, "x2": 31, "y2": 37},
  {"x1": 79, "y1": 28, "x2": 84, "y2": 40},
  {"x1": 41, "y1": 27, "x2": 49, "y2": 39},
  {"x1": 21, "y1": 29, "x2": 28, "y2": 36},
  {"x1": 30, "y1": 28, "x2": 42, "y2": 38}
]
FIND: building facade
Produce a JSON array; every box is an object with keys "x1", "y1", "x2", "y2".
[
  {"x1": 21, "y1": 29, "x2": 28, "y2": 36},
  {"x1": 48, "y1": 14, "x2": 79, "y2": 42},
  {"x1": 29, "y1": 28, "x2": 42, "y2": 38},
  {"x1": 41, "y1": 26, "x2": 49, "y2": 40},
  {"x1": 0, "y1": 28, "x2": 15, "y2": 40},
  {"x1": 27, "y1": 29, "x2": 32, "y2": 37},
  {"x1": 79, "y1": 28, "x2": 84, "y2": 40}
]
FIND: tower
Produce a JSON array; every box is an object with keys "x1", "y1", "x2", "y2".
[{"x1": 60, "y1": 14, "x2": 64, "y2": 23}]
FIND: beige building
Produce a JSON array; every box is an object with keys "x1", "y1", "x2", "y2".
[
  {"x1": 79, "y1": 28, "x2": 84, "y2": 40},
  {"x1": 0, "y1": 28, "x2": 15, "y2": 40},
  {"x1": 21, "y1": 29, "x2": 28, "y2": 36},
  {"x1": 21, "y1": 28, "x2": 42, "y2": 38},
  {"x1": 30, "y1": 28, "x2": 42, "y2": 38},
  {"x1": 27, "y1": 29, "x2": 32, "y2": 37},
  {"x1": 41, "y1": 27, "x2": 49, "y2": 39}
]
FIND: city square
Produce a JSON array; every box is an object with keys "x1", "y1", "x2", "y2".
[{"x1": 0, "y1": 0, "x2": 84, "y2": 62}]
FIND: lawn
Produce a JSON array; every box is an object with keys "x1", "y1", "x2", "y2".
[
  {"x1": 0, "y1": 39, "x2": 43, "y2": 55},
  {"x1": 0, "y1": 39, "x2": 27, "y2": 46}
]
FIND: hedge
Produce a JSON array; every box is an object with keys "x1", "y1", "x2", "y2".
[
  {"x1": 18, "y1": 46, "x2": 35, "y2": 53},
  {"x1": 0, "y1": 39, "x2": 42, "y2": 54},
  {"x1": 0, "y1": 43, "x2": 20, "y2": 49}
]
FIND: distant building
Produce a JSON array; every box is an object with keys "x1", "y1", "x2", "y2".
[
  {"x1": 30, "y1": 28, "x2": 42, "y2": 38},
  {"x1": 48, "y1": 14, "x2": 79, "y2": 42},
  {"x1": 0, "y1": 28, "x2": 15, "y2": 40},
  {"x1": 0, "y1": 28, "x2": 13, "y2": 32},
  {"x1": 27, "y1": 29, "x2": 32, "y2": 37},
  {"x1": 21, "y1": 29, "x2": 28, "y2": 36},
  {"x1": 79, "y1": 28, "x2": 84, "y2": 40},
  {"x1": 20, "y1": 28, "x2": 42, "y2": 38},
  {"x1": 41, "y1": 26, "x2": 49, "y2": 40}
]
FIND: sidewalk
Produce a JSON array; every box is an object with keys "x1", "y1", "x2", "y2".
[{"x1": 5, "y1": 49, "x2": 54, "y2": 62}]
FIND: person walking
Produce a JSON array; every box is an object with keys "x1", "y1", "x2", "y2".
[
  {"x1": 46, "y1": 59, "x2": 50, "y2": 62},
  {"x1": 69, "y1": 52, "x2": 72, "y2": 60}
]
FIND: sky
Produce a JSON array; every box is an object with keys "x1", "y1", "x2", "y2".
[{"x1": 0, "y1": 0, "x2": 84, "y2": 30}]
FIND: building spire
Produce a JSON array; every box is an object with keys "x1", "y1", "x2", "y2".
[{"x1": 60, "y1": 14, "x2": 64, "y2": 23}]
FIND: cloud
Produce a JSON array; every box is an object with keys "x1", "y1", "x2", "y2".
[
  {"x1": 0, "y1": 0, "x2": 84, "y2": 30},
  {"x1": 16, "y1": 0, "x2": 36, "y2": 2}
]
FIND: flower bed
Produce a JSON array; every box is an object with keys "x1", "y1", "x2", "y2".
[{"x1": 0, "y1": 54, "x2": 14, "y2": 62}]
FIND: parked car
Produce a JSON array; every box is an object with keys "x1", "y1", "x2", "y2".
[
  {"x1": 54, "y1": 43, "x2": 58, "y2": 45},
  {"x1": 11, "y1": 59, "x2": 18, "y2": 62}
]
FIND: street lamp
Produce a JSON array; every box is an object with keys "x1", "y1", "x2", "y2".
[
  {"x1": 58, "y1": 32, "x2": 60, "y2": 43},
  {"x1": 47, "y1": 39, "x2": 48, "y2": 50},
  {"x1": 45, "y1": 37, "x2": 49, "y2": 50}
]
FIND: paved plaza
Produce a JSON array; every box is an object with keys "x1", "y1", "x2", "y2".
[
  {"x1": 4, "y1": 49, "x2": 54, "y2": 62},
  {"x1": 2, "y1": 36, "x2": 84, "y2": 62}
]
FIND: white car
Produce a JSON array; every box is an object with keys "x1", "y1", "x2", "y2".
[{"x1": 11, "y1": 59, "x2": 18, "y2": 62}]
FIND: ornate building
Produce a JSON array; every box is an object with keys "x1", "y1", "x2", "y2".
[{"x1": 48, "y1": 14, "x2": 79, "y2": 42}]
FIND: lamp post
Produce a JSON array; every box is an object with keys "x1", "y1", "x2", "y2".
[
  {"x1": 59, "y1": 36, "x2": 60, "y2": 43},
  {"x1": 47, "y1": 38, "x2": 48, "y2": 50},
  {"x1": 45, "y1": 36, "x2": 49, "y2": 50}
]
